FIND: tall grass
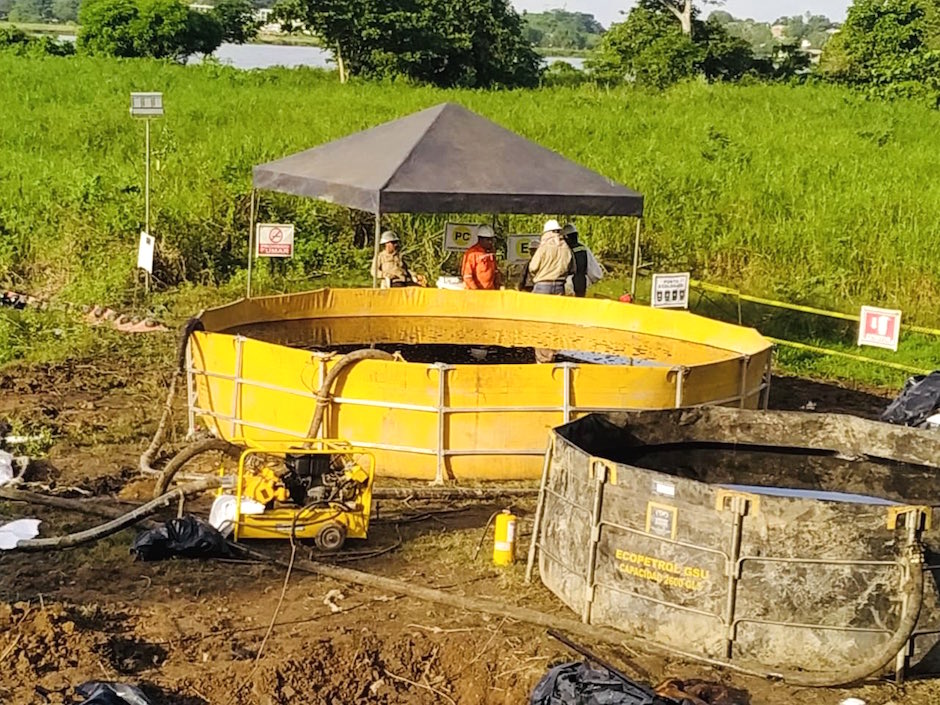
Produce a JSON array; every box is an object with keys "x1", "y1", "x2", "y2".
[{"x1": 1, "y1": 55, "x2": 939, "y2": 325}]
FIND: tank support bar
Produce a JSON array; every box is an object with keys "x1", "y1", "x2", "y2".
[
  {"x1": 525, "y1": 441, "x2": 553, "y2": 584},
  {"x1": 187, "y1": 362, "x2": 770, "y2": 475},
  {"x1": 582, "y1": 461, "x2": 609, "y2": 623}
]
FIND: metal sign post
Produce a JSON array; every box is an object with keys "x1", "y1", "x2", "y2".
[
  {"x1": 130, "y1": 92, "x2": 164, "y2": 292},
  {"x1": 247, "y1": 190, "x2": 256, "y2": 298},
  {"x1": 630, "y1": 219, "x2": 642, "y2": 297}
]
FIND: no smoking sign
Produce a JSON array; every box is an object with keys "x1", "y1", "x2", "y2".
[
  {"x1": 858, "y1": 305, "x2": 902, "y2": 351},
  {"x1": 256, "y1": 223, "x2": 294, "y2": 258}
]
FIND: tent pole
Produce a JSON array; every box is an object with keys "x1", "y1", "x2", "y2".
[
  {"x1": 372, "y1": 209, "x2": 382, "y2": 288},
  {"x1": 247, "y1": 189, "x2": 256, "y2": 299},
  {"x1": 630, "y1": 218, "x2": 641, "y2": 298}
]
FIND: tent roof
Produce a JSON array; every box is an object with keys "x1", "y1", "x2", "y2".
[{"x1": 252, "y1": 103, "x2": 643, "y2": 217}]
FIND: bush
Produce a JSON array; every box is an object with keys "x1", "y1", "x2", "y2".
[
  {"x1": 77, "y1": 0, "x2": 223, "y2": 61},
  {"x1": 819, "y1": 0, "x2": 940, "y2": 104},
  {"x1": 0, "y1": 26, "x2": 74, "y2": 56}
]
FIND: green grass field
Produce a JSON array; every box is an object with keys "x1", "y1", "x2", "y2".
[{"x1": 0, "y1": 54, "x2": 937, "y2": 385}]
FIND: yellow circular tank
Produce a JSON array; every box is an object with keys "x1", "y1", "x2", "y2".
[{"x1": 189, "y1": 288, "x2": 772, "y2": 482}]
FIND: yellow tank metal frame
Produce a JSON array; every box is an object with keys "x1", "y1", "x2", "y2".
[
  {"x1": 229, "y1": 439, "x2": 375, "y2": 543},
  {"x1": 188, "y1": 288, "x2": 773, "y2": 482}
]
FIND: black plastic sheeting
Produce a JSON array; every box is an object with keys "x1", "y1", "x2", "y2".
[
  {"x1": 529, "y1": 662, "x2": 675, "y2": 705},
  {"x1": 131, "y1": 516, "x2": 233, "y2": 562},
  {"x1": 881, "y1": 371, "x2": 940, "y2": 427},
  {"x1": 74, "y1": 681, "x2": 152, "y2": 705}
]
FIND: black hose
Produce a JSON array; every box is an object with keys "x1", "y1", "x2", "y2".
[
  {"x1": 152, "y1": 438, "x2": 242, "y2": 498},
  {"x1": 149, "y1": 347, "x2": 396, "y2": 498},
  {"x1": 305, "y1": 349, "x2": 396, "y2": 442},
  {"x1": 10, "y1": 477, "x2": 222, "y2": 552}
]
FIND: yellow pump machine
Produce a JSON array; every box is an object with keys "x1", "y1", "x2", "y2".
[{"x1": 213, "y1": 439, "x2": 375, "y2": 552}]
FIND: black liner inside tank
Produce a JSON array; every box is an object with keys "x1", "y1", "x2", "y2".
[
  {"x1": 557, "y1": 414, "x2": 940, "y2": 505},
  {"x1": 313, "y1": 343, "x2": 660, "y2": 366}
]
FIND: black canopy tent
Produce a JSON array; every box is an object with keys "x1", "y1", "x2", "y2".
[{"x1": 249, "y1": 102, "x2": 645, "y2": 290}]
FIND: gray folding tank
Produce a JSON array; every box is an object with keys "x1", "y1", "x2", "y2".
[{"x1": 535, "y1": 407, "x2": 940, "y2": 685}]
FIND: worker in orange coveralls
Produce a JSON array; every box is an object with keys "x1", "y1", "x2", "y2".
[{"x1": 460, "y1": 225, "x2": 501, "y2": 290}]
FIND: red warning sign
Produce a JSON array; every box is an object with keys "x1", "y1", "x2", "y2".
[
  {"x1": 256, "y1": 224, "x2": 294, "y2": 257},
  {"x1": 858, "y1": 305, "x2": 902, "y2": 351}
]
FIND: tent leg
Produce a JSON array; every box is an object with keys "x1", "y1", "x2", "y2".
[
  {"x1": 247, "y1": 189, "x2": 256, "y2": 299},
  {"x1": 630, "y1": 218, "x2": 641, "y2": 297},
  {"x1": 372, "y1": 210, "x2": 382, "y2": 289}
]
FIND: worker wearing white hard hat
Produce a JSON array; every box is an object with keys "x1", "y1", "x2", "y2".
[
  {"x1": 461, "y1": 224, "x2": 500, "y2": 290},
  {"x1": 527, "y1": 219, "x2": 572, "y2": 363},
  {"x1": 371, "y1": 230, "x2": 416, "y2": 288},
  {"x1": 528, "y1": 219, "x2": 572, "y2": 296}
]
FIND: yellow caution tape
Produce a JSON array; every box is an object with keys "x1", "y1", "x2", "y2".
[
  {"x1": 690, "y1": 280, "x2": 940, "y2": 337},
  {"x1": 766, "y1": 337, "x2": 932, "y2": 375}
]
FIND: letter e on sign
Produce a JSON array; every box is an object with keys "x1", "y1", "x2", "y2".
[
  {"x1": 858, "y1": 306, "x2": 902, "y2": 351},
  {"x1": 507, "y1": 235, "x2": 540, "y2": 264}
]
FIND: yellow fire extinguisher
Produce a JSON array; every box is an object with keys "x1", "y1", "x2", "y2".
[{"x1": 493, "y1": 509, "x2": 517, "y2": 566}]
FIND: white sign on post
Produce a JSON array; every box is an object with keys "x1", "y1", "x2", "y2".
[
  {"x1": 130, "y1": 92, "x2": 164, "y2": 118},
  {"x1": 444, "y1": 223, "x2": 481, "y2": 252},
  {"x1": 858, "y1": 306, "x2": 902, "y2": 351},
  {"x1": 651, "y1": 272, "x2": 690, "y2": 309},
  {"x1": 256, "y1": 223, "x2": 295, "y2": 257},
  {"x1": 507, "y1": 234, "x2": 541, "y2": 264},
  {"x1": 137, "y1": 232, "x2": 154, "y2": 274}
]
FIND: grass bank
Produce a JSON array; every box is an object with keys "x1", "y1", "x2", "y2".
[{"x1": 0, "y1": 54, "x2": 938, "y2": 384}]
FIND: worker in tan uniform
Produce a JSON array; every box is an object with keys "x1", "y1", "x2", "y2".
[
  {"x1": 371, "y1": 231, "x2": 416, "y2": 287},
  {"x1": 528, "y1": 220, "x2": 573, "y2": 363},
  {"x1": 528, "y1": 220, "x2": 572, "y2": 295}
]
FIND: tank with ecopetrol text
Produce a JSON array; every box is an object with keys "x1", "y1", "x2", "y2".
[{"x1": 533, "y1": 407, "x2": 940, "y2": 684}]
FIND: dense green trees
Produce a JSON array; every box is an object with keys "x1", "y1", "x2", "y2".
[
  {"x1": 273, "y1": 0, "x2": 541, "y2": 88},
  {"x1": 77, "y1": 0, "x2": 224, "y2": 60},
  {"x1": 820, "y1": 0, "x2": 940, "y2": 103},
  {"x1": 7, "y1": 0, "x2": 52, "y2": 22},
  {"x1": 51, "y1": 0, "x2": 79, "y2": 22},
  {"x1": 212, "y1": 0, "x2": 261, "y2": 44},
  {"x1": 521, "y1": 9, "x2": 604, "y2": 50},
  {"x1": 0, "y1": 0, "x2": 78, "y2": 22},
  {"x1": 589, "y1": 1, "x2": 774, "y2": 88}
]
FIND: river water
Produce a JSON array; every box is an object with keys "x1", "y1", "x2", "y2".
[
  {"x1": 58, "y1": 36, "x2": 583, "y2": 71},
  {"x1": 210, "y1": 43, "x2": 584, "y2": 71}
]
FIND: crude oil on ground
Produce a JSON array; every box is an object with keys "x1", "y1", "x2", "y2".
[{"x1": 0, "y1": 351, "x2": 936, "y2": 705}]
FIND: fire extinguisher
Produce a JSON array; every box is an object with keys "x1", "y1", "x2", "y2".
[{"x1": 492, "y1": 509, "x2": 517, "y2": 566}]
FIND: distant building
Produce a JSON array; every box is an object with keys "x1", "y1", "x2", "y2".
[
  {"x1": 771, "y1": 24, "x2": 786, "y2": 39},
  {"x1": 189, "y1": 4, "x2": 275, "y2": 25}
]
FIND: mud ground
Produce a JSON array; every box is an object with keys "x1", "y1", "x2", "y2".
[{"x1": 0, "y1": 354, "x2": 937, "y2": 705}]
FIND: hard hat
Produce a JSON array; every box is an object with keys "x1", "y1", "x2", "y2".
[
  {"x1": 562, "y1": 223, "x2": 578, "y2": 236},
  {"x1": 477, "y1": 225, "x2": 496, "y2": 238},
  {"x1": 542, "y1": 219, "x2": 562, "y2": 233},
  {"x1": 379, "y1": 230, "x2": 399, "y2": 245}
]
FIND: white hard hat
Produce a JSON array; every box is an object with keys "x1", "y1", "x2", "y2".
[
  {"x1": 477, "y1": 224, "x2": 495, "y2": 238},
  {"x1": 543, "y1": 219, "x2": 562, "y2": 233},
  {"x1": 562, "y1": 223, "x2": 578, "y2": 236},
  {"x1": 379, "y1": 230, "x2": 399, "y2": 245}
]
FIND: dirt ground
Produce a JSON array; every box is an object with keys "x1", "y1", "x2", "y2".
[{"x1": 0, "y1": 356, "x2": 937, "y2": 705}]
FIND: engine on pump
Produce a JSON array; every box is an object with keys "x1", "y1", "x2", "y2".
[{"x1": 281, "y1": 453, "x2": 366, "y2": 508}]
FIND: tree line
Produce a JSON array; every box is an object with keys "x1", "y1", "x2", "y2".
[
  {"x1": 589, "y1": 0, "x2": 940, "y2": 105},
  {"x1": 2, "y1": 0, "x2": 939, "y2": 105}
]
